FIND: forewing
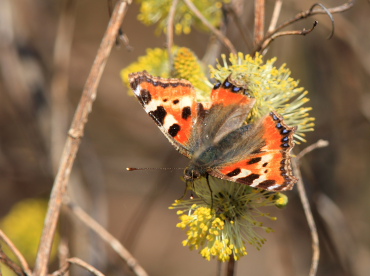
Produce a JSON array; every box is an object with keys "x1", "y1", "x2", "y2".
[
  {"x1": 190, "y1": 77, "x2": 256, "y2": 150},
  {"x1": 209, "y1": 112, "x2": 298, "y2": 191},
  {"x1": 209, "y1": 79, "x2": 255, "y2": 142},
  {"x1": 129, "y1": 71, "x2": 197, "y2": 158}
]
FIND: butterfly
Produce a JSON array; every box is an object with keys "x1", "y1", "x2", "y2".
[{"x1": 129, "y1": 71, "x2": 298, "y2": 191}]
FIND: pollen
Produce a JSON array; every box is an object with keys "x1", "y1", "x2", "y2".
[
  {"x1": 171, "y1": 176, "x2": 281, "y2": 262},
  {"x1": 209, "y1": 52, "x2": 314, "y2": 143}
]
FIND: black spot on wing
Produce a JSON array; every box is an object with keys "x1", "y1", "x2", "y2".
[
  {"x1": 257, "y1": 180, "x2": 276, "y2": 189},
  {"x1": 173, "y1": 99, "x2": 179, "y2": 104},
  {"x1": 149, "y1": 106, "x2": 166, "y2": 125},
  {"x1": 226, "y1": 168, "x2": 241, "y2": 177},
  {"x1": 182, "y1": 106, "x2": 191, "y2": 120},
  {"x1": 169, "y1": 124, "x2": 181, "y2": 137},
  {"x1": 238, "y1": 173, "x2": 260, "y2": 185},
  {"x1": 139, "y1": 89, "x2": 152, "y2": 105},
  {"x1": 247, "y1": 157, "x2": 262, "y2": 165},
  {"x1": 251, "y1": 148, "x2": 265, "y2": 154}
]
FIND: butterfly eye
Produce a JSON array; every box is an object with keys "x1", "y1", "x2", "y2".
[{"x1": 213, "y1": 82, "x2": 221, "y2": 89}]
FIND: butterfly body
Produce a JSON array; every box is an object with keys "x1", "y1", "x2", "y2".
[{"x1": 129, "y1": 71, "x2": 298, "y2": 191}]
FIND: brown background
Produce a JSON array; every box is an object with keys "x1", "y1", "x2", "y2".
[{"x1": 0, "y1": 0, "x2": 369, "y2": 275}]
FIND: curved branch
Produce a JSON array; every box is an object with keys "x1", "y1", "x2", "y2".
[
  {"x1": 254, "y1": 0, "x2": 354, "y2": 53},
  {"x1": 292, "y1": 161, "x2": 320, "y2": 276},
  {"x1": 33, "y1": 1, "x2": 131, "y2": 275},
  {"x1": 0, "y1": 230, "x2": 32, "y2": 275},
  {"x1": 309, "y1": 3, "x2": 335, "y2": 39},
  {"x1": 260, "y1": 20, "x2": 318, "y2": 53},
  {"x1": 182, "y1": 0, "x2": 236, "y2": 54},
  {"x1": 64, "y1": 198, "x2": 148, "y2": 276}
]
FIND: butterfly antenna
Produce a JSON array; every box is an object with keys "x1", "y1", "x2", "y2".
[{"x1": 126, "y1": 167, "x2": 183, "y2": 171}]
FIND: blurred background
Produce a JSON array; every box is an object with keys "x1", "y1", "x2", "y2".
[{"x1": 0, "y1": 0, "x2": 369, "y2": 275}]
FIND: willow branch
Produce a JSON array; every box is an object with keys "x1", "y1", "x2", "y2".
[
  {"x1": 224, "y1": 4, "x2": 253, "y2": 51},
  {"x1": 296, "y1": 139, "x2": 329, "y2": 161},
  {"x1": 182, "y1": 0, "x2": 236, "y2": 54},
  {"x1": 254, "y1": 0, "x2": 265, "y2": 47},
  {"x1": 0, "y1": 249, "x2": 26, "y2": 276},
  {"x1": 254, "y1": 0, "x2": 354, "y2": 53},
  {"x1": 292, "y1": 139, "x2": 330, "y2": 276},
  {"x1": 33, "y1": 1, "x2": 131, "y2": 275},
  {"x1": 293, "y1": 162, "x2": 320, "y2": 276},
  {"x1": 226, "y1": 255, "x2": 235, "y2": 276},
  {"x1": 260, "y1": 20, "x2": 318, "y2": 52},
  {"x1": 267, "y1": 0, "x2": 282, "y2": 33},
  {"x1": 50, "y1": 0, "x2": 77, "y2": 172},
  {"x1": 52, "y1": 257, "x2": 105, "y2": 276},
  {"x1": 0, "y1": 230, "x2": 31, "y2": 275},
  {"x1": 167, "y1": 0, "x2": 179, "y2": 70},
  {"x1": 64, "y1": 198, "x2": 148, "y2": 276}
]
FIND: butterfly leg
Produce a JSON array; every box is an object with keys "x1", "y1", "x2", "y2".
[
  {"x1": 177, "y1": 180, "x2": 193, "y2": 201},
  {"x1": 205, "y1": 173, "x2": 214, "y2": 211}
]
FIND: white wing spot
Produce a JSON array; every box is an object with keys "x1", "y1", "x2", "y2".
[
  {"x1": 163, "y1": 114, "x2": 178, "y2": 130},
  {"x1": 134, "y1": 85, "x2": 141, "y2": 96},
  {"x1": 267, "y1": 184, "x2": 280, "y2": 190},
  {"x1": 145, "y1": 99, "x2": 163, "y2": 113},
  {"x1": 230, "y1": 168, "x2": 252, "y2": 181},
  {"x1": 250, "y1": 175, "x2": 268, "y2": 187}
]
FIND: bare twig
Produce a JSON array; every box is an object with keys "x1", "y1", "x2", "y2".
[
  {"x1": 267, "y1": 0, "x2": 282, "y2": 33},
  {"x1": 226, "y1": 255, "x2": 235, "y2": 276},
  {"x1": 182, "y1": 0, "x2": 236, "y2": 54},
  {"x1": 50, "y1": 0, "x2": 77, "y2": 172},
  {"x1": 0, "y1": 230, "x2": 31, "y2": 275},
  {"x1": 254, "y1": 0, "x2": 354, "y2": 53},
  {"x1": 57, "y1": 239, "x2": 70, "y2": 276},
  {"x1": 33, "y1": 1, "x2": 131, "y2": 275},
  {"x1": 293, "y1": 139, "x2": 329, "y2": 275},
  {"x1": 108, "y1": 0, "x2": 132, "y2": 49},
  {"x1": 52, "y1": 257, "x2": 105, "y2": 276},
  {"x1": 292, "y1": 162, "x2": 320, "y2": 276},
  {"x1": 310, "y1": 3, "x2": 335, "y2": 39},
  {"x1": 272, "y1": 1, "x2": 353, "y2": 35},
  {"x1": 224, "y1": 4, "x2": 253, "y2": 51},
  {"x1": 63, "y1": 198, "x2": 148, "y2": 276},
  {"x1": 0, "y1": 249, "x2": 26, "y2": 276},
  {"x1": 254, "y1": 0, "x2": 265, "y2": 47},
  {"x1": 167, "y1": 0, "x2": 179, "y2": 70},
  {"x1": 260, "y1": 20, "x2": 318, "y2": 51},
  {"x1": 296, "y1": 139, "x2": 329, "y2": 161}
]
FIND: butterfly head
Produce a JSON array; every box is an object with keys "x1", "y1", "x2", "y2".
[{"x1": 184, "y1": 165, "x2": 206, "y2": 181}]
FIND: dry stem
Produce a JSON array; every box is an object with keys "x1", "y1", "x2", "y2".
[
  {"x1": 254, "y1": 0, "x2": 265, "y2": 47},
  {"x1": 50, "y1": 0, "x2": 77, "y2": 172},
  {"x1": 267, "y1": 0, "x2": 283, "y2": 33},
  {"x1": 0, "y1": 230, "x2": 31, "y2": 275},
  {"x1": 182, "y1": 0, "x2": 236, "y2": 54},
  {"x1": 166, "y1": 0, "x2": 179, "y2": 70},
  {"x1": 296, "y1": 139, "x2": 329, "y2": 161},
  {"x1": 64, "y1": 198, "x2": 148, "y2": 276},
  {"x1": 254, "y1": 0, "x2": 354, "y2": 53},
  {"x1": 33, "y1": 1, "x2": 131, "y2": 275},
  {"x1": 0, "y1": 249, "x2": 26, "y2": 276},
  {"x1": 292, "y1": 139, "x2": 329, "y2": 276},
  {"x1": 52, "y1": 257, "x2": 105, "y2": 276},
  {"x1": 293, "y1": 162, "x2": 320, "y2": 276}
]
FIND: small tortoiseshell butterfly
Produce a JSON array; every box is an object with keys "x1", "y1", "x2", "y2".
[{"x1": 129, "y1": 71, "x2": 298, "y2": 191}]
